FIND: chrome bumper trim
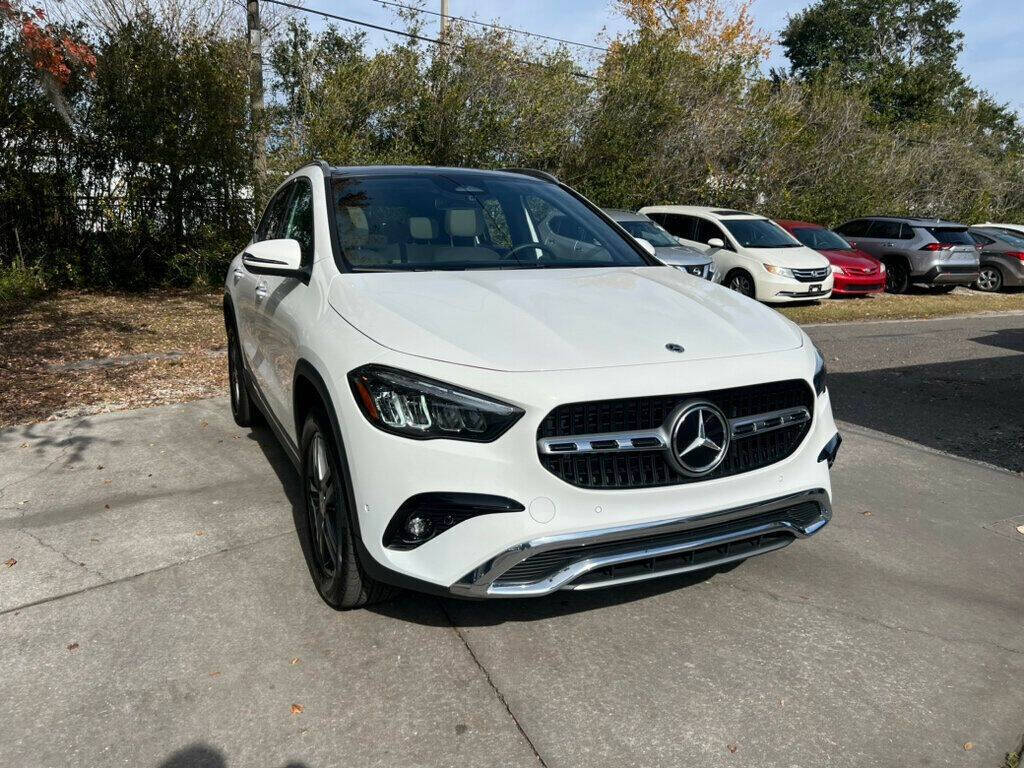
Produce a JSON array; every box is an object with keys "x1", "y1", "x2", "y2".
[{"x1": 449, "y1": 487, "x2": 831, "y2": 598}]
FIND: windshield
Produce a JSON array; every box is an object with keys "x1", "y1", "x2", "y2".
[
  {"x1": 722, "y1": 219, "x2": 800, "y2": 248},
  {"x1": 331, "y1": 173, "x2": 650, "y2": 271},
  {"x1": 617, "y1": 219, "x2": 679, "y2": 248},
  {"x1": 790, "y1": 226, "x2": 852, "y2": 251}
]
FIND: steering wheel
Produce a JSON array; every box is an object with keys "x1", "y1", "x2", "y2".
[{"x1": 500, "y1": 242, "x2": 561, "y2": 263}]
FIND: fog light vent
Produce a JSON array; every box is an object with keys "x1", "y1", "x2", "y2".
[{"x1": 383, "y1": 493, "x2": 525, "y2": 550}]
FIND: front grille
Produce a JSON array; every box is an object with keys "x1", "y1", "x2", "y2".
[
  {"x1": 538, "y1": 380, "x2": 814, "y2": 489},
  {"x1": 494, "y1": 500, "x2": 822, "y2": 586},
  {"x1": 791, "y1": 267, "x2": 830, "y2": 282}
]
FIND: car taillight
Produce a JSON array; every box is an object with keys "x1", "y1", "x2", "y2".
[
  {"x1": 1007, "y1": 251, "x2": 1024, "y2": 261},
  {"x1": 920, "y1": 243, "x2": 954, "y2": 251}
]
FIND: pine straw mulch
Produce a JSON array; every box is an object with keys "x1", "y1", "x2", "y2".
[{"x1": 0, "y1": 291, "x2": 227, "y2": 428}]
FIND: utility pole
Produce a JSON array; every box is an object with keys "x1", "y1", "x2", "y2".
[
  {"x1": 439, "y1": 0, "x2": 449, "y2": 41},
  {"x1": 246, "y1": 0, "x2": 267, "y2": 200}
]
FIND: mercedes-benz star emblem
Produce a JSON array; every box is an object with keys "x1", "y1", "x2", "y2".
[{"x1": 667, "y1": 401, "x2": 730, "y2": 477}]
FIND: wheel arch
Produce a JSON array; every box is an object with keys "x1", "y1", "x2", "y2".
[{"x1": 723, "y1": 267, "x2": 756, "y2": 298}]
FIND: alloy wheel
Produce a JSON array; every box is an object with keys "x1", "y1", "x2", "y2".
[
  {"x1": 306, "y1": 433, "x2": 340, "y2": 578},
  {"x1": 885, "y1": 262, "x2": 907, "y2": 293},
  {"x1": 976, "y1": 267, "x2": 1001, "y2": 292},
  {"x1": 728, "y1": 273, "x2": 754, "y2": 297}
]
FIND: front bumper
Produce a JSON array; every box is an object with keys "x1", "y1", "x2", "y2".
[
  {"x1": 833, "y1": 273, "x2": 884, "y2": 294},
  {"x1": 337, "y1": 346, "x2": 838, "y2": 596},
  {"x1": 450, "y1": 487, "x2": 832, "y2": 597},
  {"x1": 760, "y1": 273, "x2": 835, "y2": 303}
]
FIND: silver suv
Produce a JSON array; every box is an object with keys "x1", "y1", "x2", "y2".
[
  {"x1": 603, "y1": 209, "x2": 715, "y2": 280},
  {"x1": 834, "y1": 216, "x2": 979, "y2": 293}
]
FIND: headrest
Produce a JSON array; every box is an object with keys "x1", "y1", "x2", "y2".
[
  {"x1": 409, "y1": 217, "x2": 436, "y2": 240},
  {"x1": 337, "y1": 206, "x2": 368, "y2": 247},
  {"x1": 445, "y1": 208, "x2": 481, "y2": 238}
]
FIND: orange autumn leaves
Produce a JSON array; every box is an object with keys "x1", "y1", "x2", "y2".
[
  {"x1": 616, "y1": 0, "x2": 771, "y2": 64},
  {"x1": 0, "y1": 1, "x2": 96, "y2": 84}
]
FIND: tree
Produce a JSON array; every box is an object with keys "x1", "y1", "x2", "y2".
[
  {"x1": 615, "y1": 0, "x2": 770, "y2": 66},
  {"x1": 779, "y1": 0, "x2": 964, "y2": 122},
  {"x1": 0, "y1": 1, "x2": 95, "y2": 84}
]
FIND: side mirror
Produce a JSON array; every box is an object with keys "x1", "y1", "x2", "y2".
[
  {"x1": 707, "y1": 238, "x2": 725, "y2": 249},
  {"x1": 242, "y1": 239, "x2": 305, "y2": 278},
  {"x1": 635, "y1": 238, "x2": 657, "y2": 257},
  {"x1": 676, "y1": 236, "x2": 687, "y2": 245}
]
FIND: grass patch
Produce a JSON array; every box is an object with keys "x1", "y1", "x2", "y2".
[
  {"x1": 0, "y1": 258, "x2": 46, "y2": 312},
  {"x1": 778, "y1": 287, "x2": 1024, "y2": 324},
  {"x1": 0, "y1": 290, "x2": 226, "y2": 427}
]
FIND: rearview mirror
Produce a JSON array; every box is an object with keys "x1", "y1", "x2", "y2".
[
  {"x1": 242, "y1": 239, "x2": 305, "y2": 278},
  {"x1": 635, "y1": 238, "x2": 657, "y2": 257},
  {"x1": 707, "y1": 238, "x2": 725, "y2": 249}
]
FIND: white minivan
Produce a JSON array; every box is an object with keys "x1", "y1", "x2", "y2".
[{"x1": 640, "y1": 205, "x2": 834, "y2": 303}]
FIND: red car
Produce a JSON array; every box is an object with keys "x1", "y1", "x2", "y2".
[{"x1": 776, "y1": 220, "x2": 886, "y2": 296}]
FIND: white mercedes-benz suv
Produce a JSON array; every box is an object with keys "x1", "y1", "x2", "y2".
[{"x1": 224, "y1": 163, "x2": 841, "y2": 608}]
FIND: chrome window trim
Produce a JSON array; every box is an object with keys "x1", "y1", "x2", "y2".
[
  {"x1": 536, "y1": 405, "x2": 810, "y2": 455},
  {"x1": 450, "y1": 487, "x2": 831, "y2": 598}
]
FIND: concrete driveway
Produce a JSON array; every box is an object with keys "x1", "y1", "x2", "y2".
[{"x1": 2, "y1": 314, "x2": 1022, "y2": 767}]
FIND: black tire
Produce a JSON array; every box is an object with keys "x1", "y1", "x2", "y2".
[
  {"x1": 298, "y1": 411, "x2": 393, "y2": 609},
  {"x1": 726, "y1": 270, "x2": 756, "y2": 298},
  {"x1": 884, "y1": 260, "x2": 910, "y2": 294},
  {"x1": 975, "y1": 265, "x2": 1003, "y2": 292},
  {"x1": 226, "y1": 320, "x2": 256, "y2": 427}
]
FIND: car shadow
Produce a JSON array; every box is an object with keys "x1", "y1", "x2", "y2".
[
  {"x1": 156, "y1": 742, "x2": 310, "y2": 768},
  {"x1": 828, "y1": 348, "x2": 1024, "y2": 473}
]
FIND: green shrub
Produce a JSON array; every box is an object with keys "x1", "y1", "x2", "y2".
[{"x1": 0, "y1": 256, "x2": 46, "y2": 311}]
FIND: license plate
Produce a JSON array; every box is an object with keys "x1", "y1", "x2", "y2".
[{"x1": 809, "y1": 284, "x2": 822, "y2": 294}]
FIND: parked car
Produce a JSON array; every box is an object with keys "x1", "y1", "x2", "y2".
[
  {"x1": 974, "y1": 222, "x2": 1024, "y2": 239},
  {"x1": 833, "y1": 216, "x2": 979, "y2": 293},
  {"x1": 602, "y1": 209, "x2": 714, "y2": 280},
  {"x1": 776, "y1": 220, "x2": 885, "y2": 296},
  {"x1": 224, "y1": 163, "x2": 840, "y2": 608},
  {"x1": 967, "y1": 226, "x2": 1024, "y2": 292},
  {"x1": 639, "y1": 205, "x2": 833, "y2": 302}
]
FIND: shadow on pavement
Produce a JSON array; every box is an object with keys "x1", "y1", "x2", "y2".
[
  {"x1": 157, "y1": 743, "x2": 310, "y2": 768},
  {"x1": 829, "y1": 348, "x2": 1024, "y2": 473}
]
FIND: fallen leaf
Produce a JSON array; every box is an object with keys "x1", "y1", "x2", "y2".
[
  {"x1": 104, "y1": 504, "x2": 110, "y2": 510},
  {"x1": 209, "y1": 671, "x2": 221, "y2": 678},
  {"x1": 4, "y1": 558, "x2": 16, "y2": 568},
  {"x1": 195, "y1": 530, "x2": 205, "y2": 536},
  {"x1": 1016, "y1": 524, "x2": 1024, "y2": 536},
  {"x1": 727, "y1": 744, "x2": 737, "y2": 754},
  {"x1": 290, "y1": 704, "x2": 303, "y2": 715},
  {"x1": 20, "y1": 442, "x2": 28, "y2": 448},
  {"x1": 963, "y1": 742, "x2": 973, "y2": 751},
  {"x1": 862, "y1": 510, "x2": 873, "y2": 516},
  {"x1": 96, "y1": 465, "x2": 104, "y2": 470},
  {"x1": 290, "y1": 657, "x2": 301, "y2": 665},
  {"x1": 67, "y1": 642, "x2": 79, "y2": 651},
  {"x1": 103, "y1": 479, "x2": 112, "y2": 485},
  {"x1": 200, "y1": 420, "x2": 209, "y2": 428}
]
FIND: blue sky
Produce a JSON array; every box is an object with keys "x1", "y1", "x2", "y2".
[{"x1": 303, "y1": 0, "x2": 1024, "y2": 114}]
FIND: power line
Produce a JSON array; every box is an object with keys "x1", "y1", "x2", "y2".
[
  {"x1": 357, "y1": 0, "x2": 610, "y2": 52},
  {"x1": 259, "y1": 0, "x2": 597, "y2": 79}
]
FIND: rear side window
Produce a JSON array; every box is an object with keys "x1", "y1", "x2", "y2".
[
  {"x1": 283, "y1": 178, "x2": 315, "y2": 265},
  {"x1": 969, "y1": 232, "x2": 994, "y2": 246},
  {"x1": 925, "y1": 227, "x2": 973, "y2": 245},
  {"x1": 867, "y1": 220, "x2": 902, "y2": 239},
  {"x1": 255, "y1": 184, "x2": 293, "y2": 242},
  {"x1": 836, "y1": 219, "x2": 869, "y2": 237},
  {"x1": 653, "y1": 213, "x2": 697, "y2": 240},
  {"x1": 898, "y1": 223, "x2": 915, "y2": 239}
]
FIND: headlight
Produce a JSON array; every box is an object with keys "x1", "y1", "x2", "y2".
[
  {"x1": 674, "y1": 264, "x2": 709, "y2": 278},
  {"x1": 831, "y1": 264, "x2": 845, "y2": 275},
  {"x1": 763, "y1": 263, "x2": 794, "y2": 278},
  {"x1": 348, "y1": 365, "x2": 524, "y2": 441},
  {"x1": 813, "y1": 346, "x2": 827, "y2": 395}
]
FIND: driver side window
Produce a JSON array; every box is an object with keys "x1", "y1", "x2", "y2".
[
  {"x1": 695, "y1": 218, "x2": 730, "y2": 249},
  {"x1": 255, "y1": 184, "x2": 293, "y2": 243}
]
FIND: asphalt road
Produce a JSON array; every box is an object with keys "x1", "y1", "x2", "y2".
[{"x1": 1, "y1": 313, "x2": 1022, "y2": 768}]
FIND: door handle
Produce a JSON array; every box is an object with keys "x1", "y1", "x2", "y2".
[
  {"x1": 883, "y1": 242, "x2": 894, "y2": 247},
  {"x1": 255, "y1": 282, "x2": 268, "y2": 302}
]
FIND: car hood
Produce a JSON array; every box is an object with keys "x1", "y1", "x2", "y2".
[
  {"x1": 328, "y1": 267, "x2": 803, "y2": 372},
  {"x1": 818, "y1": 248, "x2": 880, "y2": 270},
  {"x1": 653, "y1": 246, "x2": 712, "y2": 266},
  {"x1": 749, "y1": 245, "x2": 830, "y2": 268}
]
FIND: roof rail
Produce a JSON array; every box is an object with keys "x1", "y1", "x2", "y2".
[{"x1": 500, "y1": 167, "x2": 560, "y2": 183}]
